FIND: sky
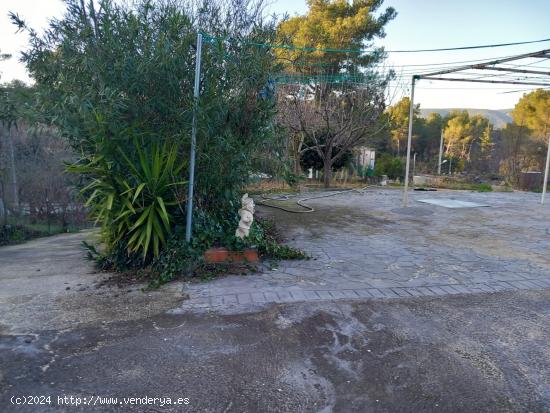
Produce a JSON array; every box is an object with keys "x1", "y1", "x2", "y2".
[{"x1": 1, "y1": 0, "x2": 549, "y2": 109}]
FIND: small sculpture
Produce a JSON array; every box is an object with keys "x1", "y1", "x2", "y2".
[{"x1": 235, "y1": 193, "x2": 255, "y2": 239}]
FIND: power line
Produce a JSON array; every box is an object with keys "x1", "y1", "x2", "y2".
[
  {"x1": 384, "y1": 37, "x2": 550, "y2": 53},
  {"x1": 288, "y1": 56, "x2": 524, "y2": 77},
  {"x1": 498, "y1": 88, "x2": 550, "y2": 94},
  {"x1": 203, "y1": 32, "x2": 550, "y2": 54},
  {"x1": 391, "y1": 56, "x2": 550, "y2": 76},
  {"x1": 382, "y1": 54, "x2": 520, "y2": 68},
  {"x1": 387, "y1": 85, "x2": 546, "y2": 90}
]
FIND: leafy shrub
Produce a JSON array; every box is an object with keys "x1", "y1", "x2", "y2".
[
  {"x1": 475, "y1": 183, "x2": 493, "y2": 192},
  {"x1": 0, "y1": 224, "x2": 48, "y2": 246},
  {"x1": 15, "y1": 0, "x2": 281, "y2": 269},
  {"x1": 252, "y1": 218, "x2": 308, "y2": 260},
  {"x1": 82, "y1": 240, "x2": 143, "y2": 272},
  {"x1": 373, "y1": 154, "x2": 404, "y2": 179},
  {"x1": 69, "y1": 138, "x2": 186, "y2": 259},
  {"x1": 150, "y1": 213, "x2": 306, "y2": 287}
]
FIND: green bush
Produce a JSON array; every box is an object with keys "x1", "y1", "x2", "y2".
[
  {"x1": 150, "y1": 213, "x2": 306, "y2": 287},
  {"x1": 475, "y1": 183, "x2": 493, "y2": 192},
  {"x1": 0, "y1": 225, "x2": 48, "y2": 246},
  {"x1": 373, "y1": 154, "x2": 404, "y2": 180},
  {"x1": 15, "y1": 0, "x2": 281, "y2": 269}
]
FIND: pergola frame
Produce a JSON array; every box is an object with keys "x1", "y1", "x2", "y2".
[{"x1": 402, "y1": 49, "x2": 550, "y2": 207}]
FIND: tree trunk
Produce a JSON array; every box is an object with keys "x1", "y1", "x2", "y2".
[
  {"x1": 0, "y1": 179, "x2": 6, "y2": 226},
  {"x1": 7, "y1": 127, "x2": 19, "y2": 214},
  {"x1": 323, "y1": 158, "x2": 332, "y2": 188},
  {"x1": 290, "y1": 133, "x2": 304, "y2": 175}
]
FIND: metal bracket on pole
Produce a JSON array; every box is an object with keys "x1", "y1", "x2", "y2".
[
  {"x1": 402, "y1": 76, "x2": 416, "y2": 207},
  {"x1": 185, "y1": 33, "x2": 203, "y2": 242}
]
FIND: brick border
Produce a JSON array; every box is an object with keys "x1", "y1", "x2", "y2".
[{"x1": 181, "y1": 278, "x2": 550, "y2": 311}]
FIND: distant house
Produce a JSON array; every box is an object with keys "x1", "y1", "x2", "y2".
[{"x1": 356, "y1": 147, "x2": 375, "y2": 170}]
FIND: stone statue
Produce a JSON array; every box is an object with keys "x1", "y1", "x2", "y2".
[{"x1": 235, "y1": 193, "x2": 255, "y2": 239}]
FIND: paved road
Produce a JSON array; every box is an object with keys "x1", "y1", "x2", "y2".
[
  {"x1": 2, "y1": 290, "x2": 550, "y2": 412},
  {"x1": 0, "y1": 231, "x2": 184, "y2": 334},
  {"x1": 183, "y1": 189, "x2": 550, "y2": 312}
]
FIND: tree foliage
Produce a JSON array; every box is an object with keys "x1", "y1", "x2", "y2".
[
  {"x1": 444, "y1": 110, "x2": 490, "y2": 161},
  {"x1": 0, "y1": 81, "x2": 36, "y2": 217},
  {"x1": 511, "y1": 89, "x2": 550, "y2": 140},
  {"x1": 13, "y1": 0, "x2": 279, "y2": 260},
  {"x1": 276, "y1": 0, "x2": 395, "y2": 187},
  {"x1": 382, "y1": 100, "x2": 497, "y2": 175},
  {"x1": 279, "y1": 81, "x2": 388, "y2": 186},
  {"x1": 276, "y1": 0, "x2": 396, "y2": 71},
  {"x1": 386, "y1": 96, "x2": 420, "y2": 156},
  {"x1": 495, "y1": 123, "x2": 534, "y2": 184}
]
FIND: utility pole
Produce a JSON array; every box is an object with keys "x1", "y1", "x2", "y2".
[
  {"x1": 185, "y1": 33, "x2": 203, "y2": 242},
  {"x1": 542, "y1": 133, "x2": 550, "y2": 205},
  {"x1": 541, "y1": 116, "x2": 550, "y2": 205},
  {"x1": 402, "y1": 76, "x2": 416, "y2": 207},
  {"x1": 437, "y1": 129, "x2": 444, "y2": 175}
]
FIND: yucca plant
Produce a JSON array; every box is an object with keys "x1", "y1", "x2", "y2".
[{"x1": 69, "y1": 139, "x2": 186, "y2": 259}]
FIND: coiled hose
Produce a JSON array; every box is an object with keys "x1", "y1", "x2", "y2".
[{"x1": 255, "y1": 187, "x2": 369, "y2": 213}]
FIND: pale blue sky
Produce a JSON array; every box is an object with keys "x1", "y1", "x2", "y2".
[{"x1": 1, "y1": 0, "x2": 549, "y2": 109}]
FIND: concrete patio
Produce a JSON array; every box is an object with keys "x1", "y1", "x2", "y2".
[{"x1": 181, "y1": 188, "x2": 550, "y2": 312}]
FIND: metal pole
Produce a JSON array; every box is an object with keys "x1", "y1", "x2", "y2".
[
  {"x1": 449, "y1": 158, "x2": 452, "y2": 175},
  {"x1": 402, "y1": 76, "x2": 416, "y2": 207},
  {"x1": 185, "y1": 33, "x2": 203, "y2": 242},
  {"x1": 437, "y1": 129, "x2": 444, "y2": 175},
  {"x1": 541, "y1": 134, "x2": 550, "y2": 205}
]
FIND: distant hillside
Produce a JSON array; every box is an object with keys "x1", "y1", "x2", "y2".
[{"x1": 419, "y1": 108, "x2": 513, "y2": 129}]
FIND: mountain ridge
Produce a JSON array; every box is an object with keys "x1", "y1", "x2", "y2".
[{"x1": 419, "y1": 108, "x2": 513, "y2": 129}]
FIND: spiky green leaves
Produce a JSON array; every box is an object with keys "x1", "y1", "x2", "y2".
[{"x1": 69, "y1": 139, "x2": 185, "y2": 259}]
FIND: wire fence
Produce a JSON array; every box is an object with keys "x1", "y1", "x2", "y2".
[
  {"x1": 200, "y1": 33, "x2": 401, "y2": 187},
  {"x1": 0, "y1": 124, "x2": 89, "y2": 243}
]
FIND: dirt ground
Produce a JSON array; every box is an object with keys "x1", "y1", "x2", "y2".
[{"x1": 1, "y1": 189, "x2": 550, "y2": 412}]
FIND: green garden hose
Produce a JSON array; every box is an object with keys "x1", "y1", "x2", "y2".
[{"x1": 256, "y1": 187, "x2": 369, "y2": 213}]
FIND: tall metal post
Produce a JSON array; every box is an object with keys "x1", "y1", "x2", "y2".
[
  {"x1": 541, "y1": 134, "x2": 550, "y2": 205},
  {"x1": 402, "y1": 76, "x2": 416, "y2": 207},
  {"x1": 185, "y1": 33, "x2": 203, "y2": 242},
  {"x1": 437, "y1": 129, "x2": 444, "y2": 175}
]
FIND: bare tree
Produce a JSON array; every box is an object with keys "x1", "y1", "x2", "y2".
[{"x1": 278, "y1": 79, "x2": 388, "y2": 187}]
